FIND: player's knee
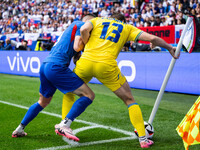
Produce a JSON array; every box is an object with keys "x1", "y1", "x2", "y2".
[
  {"x1": 84, "y1": 91, "x2": 95, "y2": 101},
  {"x1": 38, "y1": 98, "x2": 51, "y2": 108},
  {"x1": 89, "y1": 91, "x2": 95, "y2": 101},
  {"x1": 38, "y1": 93, "x2": 52, "y2": 108}
]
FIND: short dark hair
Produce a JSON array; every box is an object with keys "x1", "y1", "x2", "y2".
[
  {"x1": 86, "y1": 13, "x2": 97, "y2": 18},
  {"x1": 23, "y1": 40, "x2": 28, "y2": 44},
  {"x1": 81, "y1": 13, "x2": 96, "y2": 20},
  {"x1": 111, "y1": 12, "x2": 126, "y2": 23}
]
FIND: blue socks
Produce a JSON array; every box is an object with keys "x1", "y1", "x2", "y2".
[
  {"x1": 66, "y1": 96, "x2": 92, "y2": 121},
  {"x1": 21, "y1": 102, "x2": 44, "y2": 126},
  {"x1": 21, "y1": 97, "x2": 92, "y2": 127}
]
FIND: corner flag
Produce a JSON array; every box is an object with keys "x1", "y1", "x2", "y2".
[
  {"x1": 176, "y1": 97, "x2": 200, "y2": 150},
  {"x1": 182, "y1": 16, "x2": 200, "y2": 53},
  {"x1": 148, "y1": 17, "x2": 193, "y2": 124}
]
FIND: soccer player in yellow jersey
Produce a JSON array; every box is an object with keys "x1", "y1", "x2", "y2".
[{"x1": 60, "y1": 13, "x2": 179, "y2": 148}]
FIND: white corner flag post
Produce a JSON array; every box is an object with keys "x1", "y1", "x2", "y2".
[{"x1": 148, "y1": 17, "x2": 193, "y2": 124}]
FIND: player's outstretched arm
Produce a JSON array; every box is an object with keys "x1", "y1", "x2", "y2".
[
  {"x1": 138, "y1": 32, "x2": 179, "y2": 59},
  {"x1": 80, "y1": 21, "x2": 93, "y2": 45}
]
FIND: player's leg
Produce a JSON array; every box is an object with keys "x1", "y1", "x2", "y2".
[
  {"x1": 53, "y1": 62, "x2": 94, "y2": 141},
  {"x1": 67, "y1": 83, "x2": 94, "y2": 120},
  {"x1": 62, "y1": 58, "x2": 92, "y2": 120},
  {"x1": 62, "y1": 93, "x2": 75, "y2": 119},
  {"x1": 12, "y1": 94, "x2": 52, "y2": 138},
  {"x1": 55, "y1": 83, "x2": 94, "y2": 141},
  {"x1": 21, "y1": 94, "x2": 52, "y2": 127},
  {"x1": 61, "y1": 51, "x2": 83, "y2": 119},
  {"x1": 96, "y1": 63, "x2": 153, "y2": 148},
  {"x1": 12, "y1": 63, "x2": 56, "y2": 138},
  {"x1": 65, "y1": 58, "x2": 94, "y2": 122},
  {"x1": 113, "y1": 81, "x2": 153, "y2": 148}
]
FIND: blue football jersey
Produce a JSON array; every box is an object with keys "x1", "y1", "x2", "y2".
[{"x1": 44, "y1": 21, "x2": 84, "y2": 66}]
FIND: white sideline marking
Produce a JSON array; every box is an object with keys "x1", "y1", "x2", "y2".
[
  {"x1": 62, "y1": 137, "x2": 79, "y2": 146},
  {"x1": 37, "y1": 137, "x2": 136, "y2": 150},
  {"x1": 73, "y1": 125, "x2": 102, "y2": 134},
  {"x1": 62, "y1": 126, "x2": 103, "y2": 146},
  {"x1": 74, "y1": 120, "x2": 134, "y2": 136},
  {"x1": 0, "y1": 100, "x2": 134, "y2": 136},
  {"x1": 0, "y1": 100, "x2": 137, "y2": 149}
]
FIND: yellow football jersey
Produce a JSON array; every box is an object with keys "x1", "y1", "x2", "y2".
[{"x1": 81, "y1": 17, "x2": 143, "y2": 65}]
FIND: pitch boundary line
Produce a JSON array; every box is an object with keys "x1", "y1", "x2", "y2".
[
  {"x1": 36, "y1": 136, "x2": 136, "y2": 150},
  {"x1": 0, "y1": 100, "x2": 135, "y2": 136},
  {"x1": 0, "y1": 100, "x2": 137, "y2": 149}
]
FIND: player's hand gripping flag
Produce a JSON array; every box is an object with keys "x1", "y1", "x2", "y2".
[{"x1": 176, "y1": 97, "x2": 200, "y2": 150}]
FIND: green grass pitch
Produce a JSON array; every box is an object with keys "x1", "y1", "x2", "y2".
[{"x1": 0, "y1": 73, "x2": 199, "y2": 150}]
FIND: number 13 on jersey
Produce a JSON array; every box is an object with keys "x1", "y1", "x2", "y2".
[{"x1": 100, "y1": 22, "x2": 123, "y2": 43}]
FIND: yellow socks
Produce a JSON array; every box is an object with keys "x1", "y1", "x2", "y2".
[
  {"x1": 62, "y1": 92, "x2": 75, "y2": 119},
  {"x1": 128, "y1": 103, "x2": 146, "y2": 137}
]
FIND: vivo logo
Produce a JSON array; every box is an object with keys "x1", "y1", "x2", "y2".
[
  {"x1": 118, "y1": 60, "x2": 136, "y2": 82},
  {"x1": 7, "y1": 52, "x2": 40, "y2": 73}
]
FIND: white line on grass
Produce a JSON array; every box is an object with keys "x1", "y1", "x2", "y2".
[
  {"x1": 73, "y1": 125, "x2": 103, "y2": 134},
  {"x1": 62, "y1": 137, "x2": 79, "y2": 146},
  {"x1": 36, "y1": 136, "x2": 136, "y2": 150},
  {"x1": 0, "y1": 100, "x2": 137, "y2": 149},
  {"x1": 0, "y1": 100, "x2": 134, "y2": 136}
]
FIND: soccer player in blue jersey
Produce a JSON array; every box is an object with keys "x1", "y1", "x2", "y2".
[{"x1": 12, "y1": 14, "x2": 95, "y2": 141}]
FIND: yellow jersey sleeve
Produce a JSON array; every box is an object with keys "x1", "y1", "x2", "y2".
[
  {"x1": 89, "y1": 17, "x2": 98, "y2": 28},
  {"x1": 126, "y1": 24, "x2": 143, "y2": 42}
]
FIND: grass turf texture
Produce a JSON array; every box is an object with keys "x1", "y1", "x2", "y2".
[{"x1": 0, "y1": 73, "x2": 199, "y2": 150}]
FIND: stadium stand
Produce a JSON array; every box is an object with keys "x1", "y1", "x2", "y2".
[{"x1": 0, "y1": 0, "x2": 199, "y2": 51}]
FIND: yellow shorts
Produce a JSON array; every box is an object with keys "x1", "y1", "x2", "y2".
[{"x1": 74, "y1": 58, "x2": 126, "y2": 91}]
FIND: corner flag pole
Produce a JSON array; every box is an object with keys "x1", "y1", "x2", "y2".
[{"x1": 148, "y1": 17, "x2": 193, "y2": 124}]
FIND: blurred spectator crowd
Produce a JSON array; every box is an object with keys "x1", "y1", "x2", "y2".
[{"x1": 0, "y1": 0, "x2": 200, "y2": 51}]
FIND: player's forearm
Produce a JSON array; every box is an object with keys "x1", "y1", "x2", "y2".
[
  {"x1": 80, "y1": 21, "x2": 93, "y2": 45},
  {"x1": 74, "y1": 36, "x2": 84, "y2": 52},
  {"x1": 151, "y1": 36, "x2": 173, "y2": 52},
  {"x1": 80, "y1": 30, "x2": 90, "y2": 45},
  {"x1": 77, "y1": 40, "x2": 84, "y2": 52},
  {"x1": 139, "y1": 32, "x2": 173, "y2": 52},
  {"x1": 74, "y1": 42, "x2": 84, "y2": 52},
  {"x1": 151, "y1": 36, "x2": 178, "y2": 59}
]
